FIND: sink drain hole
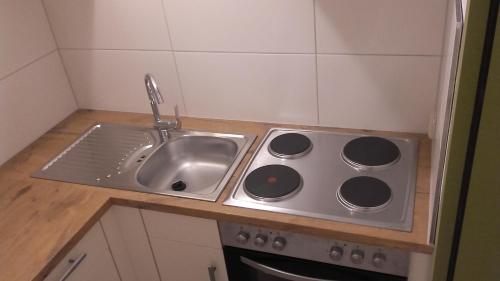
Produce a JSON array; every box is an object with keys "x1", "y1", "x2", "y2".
[{"x1": 172, "y1": 180, "x2": 187, "y2": 191}]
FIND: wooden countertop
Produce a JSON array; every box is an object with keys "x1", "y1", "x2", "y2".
[{"x1": 0, "y1": 110, "x2": 433, "y2": 281}]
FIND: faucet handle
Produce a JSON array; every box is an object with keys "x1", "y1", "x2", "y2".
[
  {"x1": 174, "y1": 105, "x2": 180, "y2": 118},
  {"x1": 174, "y1": 105, "x2": 182, "y2": 129}
]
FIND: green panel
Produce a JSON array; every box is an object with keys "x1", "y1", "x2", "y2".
[
  {"x1": 453, "y1": 7, "x2": 500, "y2": 280},
  {"x1": 431, "y1": 1, "x2": 492, "y2": 280}
]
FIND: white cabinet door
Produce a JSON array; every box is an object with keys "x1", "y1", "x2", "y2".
[
  {"x1": 43, "y1": 222, "x2": 121, "y2": 281},
  {"x1": 141, "y1": 209, "x2": 222, "y2": 247},
  {"x1": 100, "y1": 205, "x2": 161, "y2": 281},
  {"x1": 141, "y1": 209, "x2": 229, "y2": 281},
  {"x1": 150, "y1": 238, "x2": 229, "y2": 281}
]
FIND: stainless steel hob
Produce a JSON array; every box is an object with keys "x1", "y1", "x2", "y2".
[{"x1": 224, "y1": 128, "x2": 419, "y2": 231}]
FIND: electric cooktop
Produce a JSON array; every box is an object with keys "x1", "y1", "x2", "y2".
[{"x1": 224, "y1": 128, "x2": 419, "y2": 231}]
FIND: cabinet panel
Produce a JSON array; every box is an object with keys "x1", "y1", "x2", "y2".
[
  {"x1": 150, "y1": 238, "x2": 229, "y2": 281},
  {"x1": 141, "y1": 209, "x2": 221, "y2": 248},
  {"x1": 101, "y1": 205, "x2": 161, "y2": 281},
  {"x1": 43, "y1": 222, "x2": 120, "y2": 281}
]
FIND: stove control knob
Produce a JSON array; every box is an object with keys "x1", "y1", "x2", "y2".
[
  {"x1": 350, "y1": 249, "x2": 365, "y2": 264},
  {"x1": 329, "y1": 246, "x2": 344, "y2": 261},
  {"x1": 372, "y1": 253, "x2": 386, "y2": 268},
  {"x1": 272, "y1": 237, "x2": 287, "y2": 251},
  {"x1": 235, "y1": 231, "x2": 250, "y2": 244},
  {"x1": 254, "y1": 234, "x2": 268, "y2": 247}
]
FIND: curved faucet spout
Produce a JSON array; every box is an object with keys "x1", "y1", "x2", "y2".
[
  {"x1": 144, "y1": 74, "x2": 181, "y2": 141},
  {"x1": 145, "y1": 74, "x2": 164, "y2": 123}
]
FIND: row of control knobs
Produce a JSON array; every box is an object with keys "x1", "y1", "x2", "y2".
[
  {"x1": 236, "y1": 231, "x2": 287, "y2": 251},
  {"x1": 329, "y1": 246, "x2": 386, "y2": 267},
  {"x1": 236, "y1": 231, "x2": 386, "y2": 267}
]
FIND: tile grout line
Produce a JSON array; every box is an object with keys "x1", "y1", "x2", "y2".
[
  {"x1": 170, "y1": 54, "x2": 188, "y2": 114},
  {"x1": 59, "y1": 47, "x2": 315, "y2": 55},
  {"x1": 0, "y1": 49, "x2": 57, "y2": 82},
  {"x1": 57, "y1": 47, "x2": 442, "y2": 57},
  {"x1": 428, "y1": 0, "x2": 454, "y2": 139},
  {"x1": 313, "y1": 0, "x2": 320, "y2": 126},
  {"x1": 160, "y1": 0, "x2": 189, "y2": 115},
  {"x1": 40, "y1": 0, "x2": 80, "y2": 108}
]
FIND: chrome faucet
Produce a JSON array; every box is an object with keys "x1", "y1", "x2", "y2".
[{"x1": 144, "y1": 74, "x2": 181, "y2": 141}]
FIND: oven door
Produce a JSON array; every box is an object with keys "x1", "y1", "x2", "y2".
[{"x1": 223, "y1": 246, "x2": 406, "y2": 281}]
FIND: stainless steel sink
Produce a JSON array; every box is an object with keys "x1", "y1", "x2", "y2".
[
  {"x1": 137, "y1": 135, "x2": 240, "y2": 195},
  {"x1": 33, "y1": 123, "x2": 256, "y2": 201}
]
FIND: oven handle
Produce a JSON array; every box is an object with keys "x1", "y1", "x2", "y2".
[{"x1": 240, "y1": 256, "x2": 339, "y2": 281}]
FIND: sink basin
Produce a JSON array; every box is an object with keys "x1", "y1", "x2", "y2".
[
  {"x1": 32, "y1": 123, "x2": 256, "y2": 201},
  {"x1": 137, "y1": 136, "x2": 238, "y2": 194}
]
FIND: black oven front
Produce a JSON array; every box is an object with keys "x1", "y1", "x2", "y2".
[
  {"x1": 223, "y1": 246, "x2": 406, "y2": 281},
  {"x1": 219, "y1": 222, "x2": 410, "y2": 281}
]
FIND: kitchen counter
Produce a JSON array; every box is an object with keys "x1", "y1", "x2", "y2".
[{"x1": 0, "y1": 110, "x2": 433, "y2": 281}]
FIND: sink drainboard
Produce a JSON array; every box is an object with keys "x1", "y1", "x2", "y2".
[{"x1": 33, "y1": 123, "x2": 157, "y2": 186}]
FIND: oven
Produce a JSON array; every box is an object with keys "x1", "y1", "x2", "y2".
[
  {"x1": 219, "y1": 222, "x2": 409, "y2": 281},
  {"x1": 223, "y1": 246, "x2": 406, "y2": 281}
]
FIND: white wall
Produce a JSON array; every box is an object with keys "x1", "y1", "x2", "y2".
[
  {"x1": 0, "y1": 0, "x2": 77, "y2": 165},
  {"x1": 43, "y1": 0, "x2": 447, "y2": 133}
]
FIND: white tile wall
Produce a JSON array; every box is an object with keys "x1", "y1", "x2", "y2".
[
  {"x1": 315, "y1": 0, "x2": 447, "y2": 55},
  {"x1": 41, "y1": 0, "x2": 449, "y2": 133},
  {"x1": 317, "y1": 55, "x2": 441, "y2": 133},
  {"x1": 0, "y1": 53, "x2": 77, "y2": 165},
  {"x1": 43, "y1": 0, "x2": 172, "y2": 50},
  {"x1": 175, "y1": 52, "x2": 317, "y2": 124},
  {"x1": 163, "y1": 0, "x2": 315, "y2": 53},
  {"x1": 60, "y1": 50, "x2": 184, "y2": 115},
  {"x1": 0, "y1": 0, "x2": 56, "y2": 79}
]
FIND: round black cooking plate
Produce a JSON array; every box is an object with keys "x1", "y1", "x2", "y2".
[
  {"x1": 269, "y1": 133, "x2": 312, "y2": 158},
  {"x1": 338, "y1": 176, "x2": 392, "y2": 210},
  {"x1": 342, "y1": 136, "x2": 400, "y2": 169},
  {"x1": 244, "y1": 165, "x2": 302, "y2": 201}
]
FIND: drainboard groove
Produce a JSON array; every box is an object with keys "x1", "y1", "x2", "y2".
[
  {"x1": 34, "y1": 124, "x2": 151, "y2": 181},
  {"x1": 61, "y1": 148, "x2": 131, "y2": 159},
  {"x1": 56, "y1": 155, "x2": 121, "y2": 164},
  {"x1": 77, "y1": 140, "x2": 144, "y2": 149},
  {"x1": 84, "y1": 135, "x2": 148, "y2": 143},
  {"x1": 51, "y1": 161, "x2": 113, "y2": 172}
]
